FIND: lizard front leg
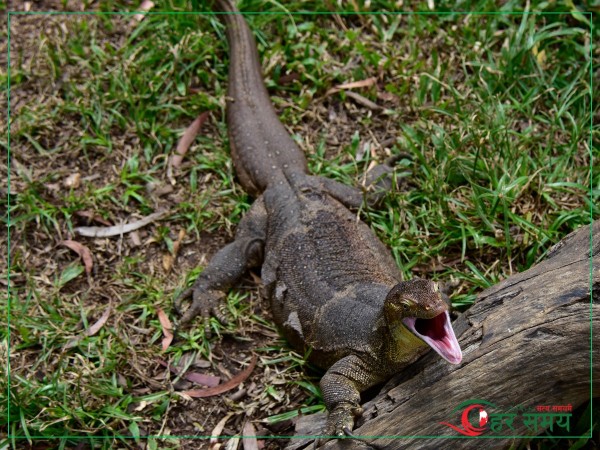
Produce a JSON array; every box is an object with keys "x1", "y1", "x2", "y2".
[
  {"x1": 175, "y1": 197, "x2": 266, "y2": 335},
  {"x1": 363, "y1": 154, "x2": 411, "y2": 204},
  {"x1": 315, "y1": 153, "x2": 412, "y2": 210},
  {"x1": 318, "y1": 355, "x2": 384, "y2": 440}
]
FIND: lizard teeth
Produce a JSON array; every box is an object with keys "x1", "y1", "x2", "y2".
[{"x1": 403, "y1": 311, "x2": 463, "y2": 364}]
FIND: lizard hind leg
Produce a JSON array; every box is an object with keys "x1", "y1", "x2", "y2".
[{"x1": 174, "y1": 197, "x2": 267, "y2": 336}]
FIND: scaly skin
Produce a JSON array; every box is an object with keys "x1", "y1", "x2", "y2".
[{"x1": 175, "y1": 0, "x2": 463, "y2": 440}]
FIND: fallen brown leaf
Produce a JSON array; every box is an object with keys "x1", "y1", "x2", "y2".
[
  {"x1": 63, "y1": 172, "x2": 81, "y2": 189},
  {"x1": 75, "y1": 211, "x2": 113, "y2": 226},
  {"x1": 60, "y1": 240, "x2": 94, "y2": 274},
  {"x1": 11, "y1": 157, "x2": 32, "y2": 183},
  {"x1": 377, "y1": 90, "x2": 400, "y2": 104},
  {"x1": 277, "y1": 72, "x2": 300, "y2": 86},
  {"x1": 325, "y1": 77, "x2": 378, "y2": 97},
  {"x1": 225, "y1": 436, "x2": 240, "y2": 450},
  {"x1": 183, "y1": 371, "x2": 222, "y2": 387},
  {"x1": 74, "y1": 210, "x2": 168, "y2": 238},
  {"x1": 171, "y1": 111, "x2": 210, "y2": 169},
  {"x1": 86, "y1": 306, "x2": 111, "y2": 336},
  {"x1": 64, "y1": 305, "x2": 111, "y2": 349},
  {"x1": 173, "y1": 229, "x2": 186, "y2": 257},
  {"x1": 334, "y1": 76, "x2": 377, "y2": 90},
  {"x1": 156, "y1": 307, "x2": 173, "y2": 350},
  {"x1": 210, "y1": 413, "x2": 234, "y2": 449},
  {"x1": 242, "y1": 421, "x2": 259, "y2": 450},
  {"x1": 163, "y1": 229, "x2": 186, "y2": 272},
  {"x1": 183, "y1": 354, "x2": 257, "y2": 398},
  {"x1": 324, "y1": 77, "x2": 383, "y2": 110},
  {"x1": 344, "y1": 91, "x2": 382, "y2": 111},
  {"x1": 157, "y1": 358, "x2": 221, "y2": 387},
  {"x1": 130, "y1": 0, "x2": 154, "y2": 24},
  {"x1": 129, "y1": 231, "x2": 142, "y2": 247},
  {"x1": 162, "y1": 253, "x2": 174, "y2": 273}
]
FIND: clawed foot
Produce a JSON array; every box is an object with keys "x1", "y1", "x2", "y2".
[
  {"x1": 364, "y1": 152, "x2": 412, "y2": 205},
  {"x1": 173, "y1": 284, "x2": 228, "y2": 336},
  {"x1": 314, "y1": 403, "x2": 362, "y2": 448}
]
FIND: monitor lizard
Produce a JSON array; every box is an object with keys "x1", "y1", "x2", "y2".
[{"x1": 175, "y1": 0, "x2": 463, "y2": 440}]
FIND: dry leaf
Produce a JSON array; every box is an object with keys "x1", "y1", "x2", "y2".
[
  {"x1": 163, "y1": 253, "x2": 174, "y2": 272},
  {"x1": 183, "y1": 354, "x2": 257, "y2": 398},
  {"x1": 11, "y1": 157, "x2": 32, "y2": 183},
  {"x1": 64, "y1": 305, "x2": 111, "y2": 349},
  {"x1": 129, "y1": 231, "x2": 142, "y2": 247},
  {"x1": 75, "y1": 211, "x2": 113, "y2": 226},
  {"x1": 61, "y1": 240, "x2": 94, "y2": 274},
  {"x1": 344, "y1": 91, "x2": 382, "y2": 111},
  {"x1": 334, "y1": 77, "x2": 377, "y2": 90},
  {"x1": 249, "y1": 272, "x2": 262, "y2": 285},
  {"x1": 532, "y1": 43, "x2": 547, "y2": 68},
  {"x1": 157, "y1": 358, "x2": 221, "y2": 387},
  {"x1": 131, "y1": 0, "x2": 154, "y2": 23},
  {"x1": 157, "y1": 307, "x2": 173, "y2": 350},
  {"x1": 134, "y1": 400, "x2": 148, "y2": 411},
  {"x1": 225, "y1": 437, "x2": 240, "y2": 450},
  {"x1": 277, "y1": 72, "x2": 300, "y2": 85},
  {"x1": 64, "y1": 173, "x2": 81, "y2": 189},
  {"x1": 210, "y1": 413, "x2": 234, "y2": 449},
  {"x1": 86, "y1": 306, "x2": 111, "y2": 336},
  {"x1": 326, "y1": 77, "x2": 377, "y2": 97},
  {"x1": 242, "y1": 422, "x2": 259, "y2": 450},
  {"x1": 325, "y1": 77, "x2": 382, "y2": 110},
  {"x1": 184, "y1": 371, "x2": 221, "y2": 387},
  {"x1": 171, "y1": 112, "x2": 210, "y2": 168},
  {"x1": 164, "y1": 229, "x2": 186, "y2": 272},
  {"x1": 377, "y1": 91, "x2": 399, "y2": 103},
  {"x1": 74, "y1": 210, "x2": 168, "y2": 238},
  {"x1": 173, "y1": 229, "x2": 186, "y2": 257}
]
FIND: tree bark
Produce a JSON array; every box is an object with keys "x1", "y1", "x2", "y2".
[{"x1": 289, "y1": 220, "x2": 599, "y2": 450}]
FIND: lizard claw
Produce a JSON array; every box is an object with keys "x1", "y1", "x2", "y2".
[
  {"x1": 313, "y1": 425, "x2": 357, "y2": 448},
  {"x1": 384, "y1": 152, "x2": 412, "y2": 167},
  {"x1": 363, "y1": 152, "x2": 412, "y2": 206},
  {"x1": 174, "y1": 284, "x2": 228, "y2": 337},
  {"x1": 173, "y1": 287, "x2": 193, "y2": 317},
  {"x1": 313, "y1": 402, "x2": 362, "y2": 447}
]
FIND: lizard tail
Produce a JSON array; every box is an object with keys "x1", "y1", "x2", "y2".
[{"x1": 213, "y1": 0, "x2": 308, "y2": 196}]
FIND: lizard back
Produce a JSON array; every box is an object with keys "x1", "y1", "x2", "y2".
[
  {"x1": 179, "y1": 3, "x2": 463, "y2": 437},
  {"x1": 215, "y1": 0, "x2": 309, "y2": 196}
]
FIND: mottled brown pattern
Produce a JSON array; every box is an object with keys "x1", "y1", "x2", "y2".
[{"x1": 176, "y1": 0, "x2": 462, "y2": 439}]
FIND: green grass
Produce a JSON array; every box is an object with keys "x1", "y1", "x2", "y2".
[{"x1": 2, "y1": 0, "x2": 598, "y2": 448}]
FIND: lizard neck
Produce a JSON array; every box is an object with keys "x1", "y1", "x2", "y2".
[{"x1": 384, "y1": 316, "x2": 428, "y2": 365}]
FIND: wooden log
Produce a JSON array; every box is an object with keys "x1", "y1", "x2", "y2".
[{"x1": 290, "y1": 220, "x2": 599, "y2": 449}]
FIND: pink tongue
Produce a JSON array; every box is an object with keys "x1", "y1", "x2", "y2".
[{"x1": 403, "y1": 311, "x2": 462, "y2": 364}]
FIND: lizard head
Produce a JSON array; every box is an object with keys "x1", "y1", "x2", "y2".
[{"x1": 384, "y1": 278, "x2": 462, "y2": 364}]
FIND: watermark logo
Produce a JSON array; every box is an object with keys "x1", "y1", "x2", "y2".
[
  {"x1": 440, "y1": 399, "x2": 573, "y2": 436},
  {"x1": 440, "y1": 399, "x2": 494, "y2": 436}
]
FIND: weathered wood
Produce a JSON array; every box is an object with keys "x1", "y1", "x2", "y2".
[{"x1": 289, "y1": 221, "x2": 599, "y2": 449}]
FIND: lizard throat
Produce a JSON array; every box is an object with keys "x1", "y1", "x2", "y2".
[{"x1": 402, "y1": 311, "x2": 462, "y2": 364}]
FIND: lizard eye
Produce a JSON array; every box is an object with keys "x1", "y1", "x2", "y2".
[{"x1": 400, "y1": 301, "x2": 412, "y2": 311}]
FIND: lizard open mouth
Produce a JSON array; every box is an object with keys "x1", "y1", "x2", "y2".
[{"x1": 403, "y1": 311, "x2": 462, "y2": 364}]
